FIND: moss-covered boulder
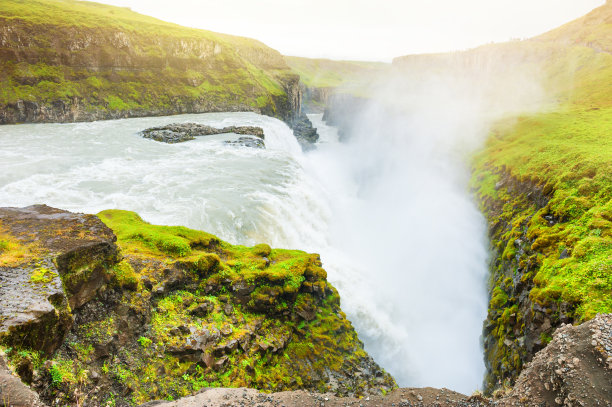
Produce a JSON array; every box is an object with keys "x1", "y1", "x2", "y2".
[{"x1": 1, "y1": 207, "x2": 395, "y2": 406}]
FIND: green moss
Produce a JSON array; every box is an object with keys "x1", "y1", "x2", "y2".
[
  {"x1": 490, "y1": 287, "x2": 509, "y2": 309},
  {"x1": 110, "y1": 259, "x2": 139, "y2": 289},
  {"x1": 30, "y1": 267, "x2": 54, "y2": 283},
  {"x1": 540, "y1": 332, "x2": 553, "y2": 345},
  {"x1": 98, "y1": 210, "x2": 218, "y2": 258},
  {"x1": 0, "y1": 232, "x2": 37, "y2": 267},
  {"x1": 137, "y1": 336, "x2": 152, "y2": 348}
]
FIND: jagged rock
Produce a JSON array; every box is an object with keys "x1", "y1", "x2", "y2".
[
  {"x1": 189, "y1": 301, "x2": 214, "y2": 317},
  {"x1": 501, "y1": 314, "x2": 612, "y2": 406},
  {"x1": 140, "y1": 123, "x2": 265, "y2": 145},
  {"x1": 290, "y1": 113, "x2": 319, "y2": 149}
]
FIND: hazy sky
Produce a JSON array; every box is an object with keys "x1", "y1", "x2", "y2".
[{"x1": 95, "y1": 0, "x2": 605, "y2": 61}]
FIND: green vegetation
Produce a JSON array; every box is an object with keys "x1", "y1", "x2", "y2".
[
  {"x1": 1, "y1": 209, "x2": 394, "y2": 405},
  {"x1": 285, "y1": 56, "x2": 388, "y2": 95},
  {"x1": 110, "y1": 260, "x2": 139, "y2": 289},
  {"x1": 473, "y1": 107, "x2": 612, "y2": 319},
  {"x1": 98, "y1": 210, "x2": 219, "y2": 258},
  {"x1": 0, "y1": 231, "x2": 39, "y2": 267},
  {"x1": 471, "y1": 2, "x2": 612, "y2": 392},
  {"x1": 0, "y1": 0, "x2": 297, "y2": 123},
  {"x1": 30, "y1": 267, "x2": 54, "y2": 284},
  {"x1": 285, "y1": 56, "x2": 387, "y2": 88}
]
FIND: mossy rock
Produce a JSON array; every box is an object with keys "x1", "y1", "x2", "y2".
[{"x1": 1, "y1": 208, "x2": 396, "y2": 406}]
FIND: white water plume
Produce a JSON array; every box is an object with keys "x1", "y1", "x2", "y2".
[{"x1": 303, "y1": 56, "x2": 548, "y2": 392}]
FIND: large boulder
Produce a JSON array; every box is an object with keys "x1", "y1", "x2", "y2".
[{"x1": 0, "y1": 205, "x2": 118, "y2": 355}]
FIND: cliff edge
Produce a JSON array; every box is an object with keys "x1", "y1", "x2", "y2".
[{"x1": 0, "y1": 205, "x2": 395, "y2": 406}]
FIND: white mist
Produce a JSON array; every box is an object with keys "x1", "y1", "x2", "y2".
[
  {"x1": 0, "y1": 59, "x2": 545, "y2": 392},
  {"x1": 303, "y1": 108, "x2": 489, "y2": 392}
]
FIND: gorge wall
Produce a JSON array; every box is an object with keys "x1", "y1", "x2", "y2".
[{"x1": 0, "y1": 0, "x2": 303, "y2": 126}]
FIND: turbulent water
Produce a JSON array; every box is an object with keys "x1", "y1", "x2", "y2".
[{"x1": 0, "y1": 111, "x2": 488, "y2": 393}]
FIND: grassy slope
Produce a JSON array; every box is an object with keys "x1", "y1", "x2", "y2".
[
  {"x1": 470, "y1": 1, "x2": 612, "y2": 389},
  {"x1": 0, "y1": 0, "x2": 295, "y2": 120},
  {"x1": 473, "y1": 108, "x2": 612, "y2": 316},
  {"x1": 285, "y1": 56, "x2": 388, "y2": 92}
]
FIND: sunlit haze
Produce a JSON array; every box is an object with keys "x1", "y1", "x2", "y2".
[{"x1": 92, "y1": 0, "x2": 604, "y2": 61}]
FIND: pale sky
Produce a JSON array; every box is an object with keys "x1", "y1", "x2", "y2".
[{"x1": 95, "y1": 0, "x2": 605, "y2": 61}]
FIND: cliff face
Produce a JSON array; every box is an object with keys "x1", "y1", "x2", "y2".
[
  {"x1": 472, "y1": 106, "x2": 612, "y2": 393},
  {"x1": 0, "y1": 0, "x2": 302, "y2": 125},
  {"x1": 0, "y1": 205, "x2": 396, "y2": 406},
  {"x1": 285, "y1": 56, "x2": 389, "y2": 114}
]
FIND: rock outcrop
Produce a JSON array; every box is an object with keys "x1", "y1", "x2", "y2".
[
  {"x1": 0, "y1": 205, "x2": 119, "y2": 356},
  {"x1": 501, "y1": 313, "x2": 612, "y2": 406},
  {"x1": 0, "y1": 206, "x2": 395, "y2": 406},
  {"x1": 289, "y1": 113, "x2": 319, "y2": 148},
  {"x1": 138, "y1": 315, "x2": 612, "y2": 406},
  {"x1": 140, "y1": 123, "x2": 265, "y2": 146},
  {"x1": 302, "y1": 86, "x2": 335, "y2": 113},
  {"x1": 0, "y1": 350, "x2": 46, "y2": 407}
]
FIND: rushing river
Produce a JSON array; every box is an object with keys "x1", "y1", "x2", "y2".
[{"x1": 0, "y1": 111, "x2": 488, "y2": 393}]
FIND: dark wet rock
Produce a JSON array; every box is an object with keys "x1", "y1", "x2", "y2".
[
  {"x1": 290, "y1": 113, "x2": 319, "y2": 149},
  {"x1": 140, "y1": 122, "x2": 265, "y2": 144},
  {"x1": 189, "y1": 301, "x2": 214, "y2": 317}
]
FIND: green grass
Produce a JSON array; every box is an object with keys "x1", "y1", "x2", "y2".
[
  {"x1": 1, "y1": 0, "x2": 224, "y2": 40},
  {"x1": 98, "y1": 210, "x2": 219, "y2": 258},
  {"x1": 473, "y1": 107, "x2": 612, "y2": 320},
  {"x1": 285, "y1": 56, "x2": 388, "y2": 90}
]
